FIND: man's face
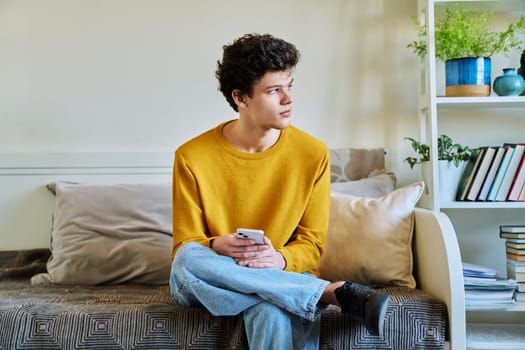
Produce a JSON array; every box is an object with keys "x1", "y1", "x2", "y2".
[{"x1": 238, "y1": 70, "x2": 294, "y2": 130}]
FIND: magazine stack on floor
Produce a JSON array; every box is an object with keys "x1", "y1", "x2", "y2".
[
  {"x1": 463, "y1": 262, "x2": 517, "y2": 308},
  {"x1": 500, "y1": 225, "x2": 525, "y2": 302}
]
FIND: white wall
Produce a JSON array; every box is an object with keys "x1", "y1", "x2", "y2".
[
  {"x1": 0, "y1": 0, "x2": 420, "y2": 182},
  {"x1": 1, "y1": 1, "x2": 425, "y2": 249}
]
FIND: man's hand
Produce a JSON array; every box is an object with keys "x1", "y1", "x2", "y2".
[{"x1": 212, "y1": 234, "x2": 286, "y2": 270}]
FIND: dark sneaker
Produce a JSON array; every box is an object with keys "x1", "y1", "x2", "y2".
[{"x1": 334, "y1": 281, "x2": 389, "y2": 336}]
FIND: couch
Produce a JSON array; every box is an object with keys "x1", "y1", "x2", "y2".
[{"x1": 0, "y1": 148, "x2": 466, "y2": 349}]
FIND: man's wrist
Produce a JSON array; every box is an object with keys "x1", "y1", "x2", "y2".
[{"x1": 277, "y1": 251, "x2": 287, "y2": 270}]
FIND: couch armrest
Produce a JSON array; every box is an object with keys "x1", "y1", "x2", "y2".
[{"x1": 413, "y1": 208, "x2": 465, "y2": 350}]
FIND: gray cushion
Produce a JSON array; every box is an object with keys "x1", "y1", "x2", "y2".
[
  {"x1": 31, "y1": 182, "x2": 172, "y2": 285},
  {"x1": 330, "y1": 173, "x2": 396, "y2": 198}
]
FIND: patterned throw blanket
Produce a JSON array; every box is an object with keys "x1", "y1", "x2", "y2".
[{"x1": 0, "y1": 250, "x2": 447, "y2": 350}]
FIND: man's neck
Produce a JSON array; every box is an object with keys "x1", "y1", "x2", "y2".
[{"x1": 222, "y1": 120, "x2": 281, "y2": 153}]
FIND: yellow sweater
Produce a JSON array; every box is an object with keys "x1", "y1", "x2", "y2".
[{"x1": 171, "y1": 121, "x2": 330, "y2": 276}]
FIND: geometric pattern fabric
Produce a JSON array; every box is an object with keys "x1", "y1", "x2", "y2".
[{"x1": 0, "y1": 281, "x2": 446, "y2": 349}]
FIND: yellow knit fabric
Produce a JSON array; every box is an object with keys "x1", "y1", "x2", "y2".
[{"x1": 171, "y1": 120, "x2": 330, "y2": 275}]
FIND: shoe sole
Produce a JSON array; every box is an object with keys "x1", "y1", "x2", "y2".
[{"x1": 365, "y1": 293, "x2": 389, "y2": 336}]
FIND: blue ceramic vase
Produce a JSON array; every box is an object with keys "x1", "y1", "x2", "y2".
[{"x1": 493, "y1": 68, "x2": 525, "y2": 96}]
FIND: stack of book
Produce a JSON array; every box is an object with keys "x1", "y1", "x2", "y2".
[
  {"x1": 463, "y1": 262, "x2": 517, "y2": 307},
  {"x1": 456, "y1": 143, "x2": 525, "y2": 202},
  {"x1": 500, "y1": 225, "x2": 525, "y2": 302}
]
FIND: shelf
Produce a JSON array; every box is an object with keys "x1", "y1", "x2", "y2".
[
  {"x1": 466, "y1": 302, "x2": 525, "y2": 312},
  {"x1": 441, "y1": 201, "x2": 525, "y2": 209},
  {"x1": 434, "y1": 0, "x2": 525, "y2": 13},
  {"x1": 418, "y1": 0, "x2": 525, "y2": 338},
  {"x1": 436, "y1": 96, "x2": 525, "y2": 109},
  {"x1": 467, "y1": 323, "x2": 525, "y2": 349}
]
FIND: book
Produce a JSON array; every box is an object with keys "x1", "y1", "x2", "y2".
[
  {"x1": 456, "y1": 152, "x2": 481, "y2": 201},
  {"x1": 463, "y1": 262, "x2": 517, "y2": 306},
  {"x1": 506, "y1": 247, "x2": 525, "y2": 255},
  {"x1": 519, "y1": 182, "x2": 525, "y2": 201},
  {"x1": 507, "y1": 258, "x2": 525, "y2": 271},
  {"x1": 507, "y1": 267, "x2": 525, "y2": 280},
  {"x1": 508, "y1": 151, "x2": 525, "y2": 201},
  {"x1": 506, "y1": 241, "x2": 525, "y2": 249},
  {"x1": 506, "y1": 265, "x2": 525, "y2": 282},
  {"x1": 500, "y1": 225, "x2": 525, "y2": 233},
  {"x1": 507, "y1": 253, "x2": 525, "y2": 262},
  {"x1": 466, "y1": 147, "x2": 496, "y2": 201},
  {"x1": 477, "y1": 146, "x2": 506, "y2": 201},
  {"x1": 463, "y1": 262, "x2": 498, "y2": 280},
  {"x1": 501, "y1": 232, "x2": 525, "y2": 240},
  {"x1": 487, "y1": 145, "x2": 513, "y2": 201},
  {"x1": 465, "y1": 288, "x2": 515, "y2": 300},
  {"x1": 465, "y1": 289, "x2": 516, "y2": 306},
  {"x1": 507, "y1": 268, "x2": 525, "y2": 281},
  {"x1": 504, "y1": 237, "x2": 525, "y2": 243},
  {"x1": 495, "y1": 144, "x2": 525, "y2": 201}
]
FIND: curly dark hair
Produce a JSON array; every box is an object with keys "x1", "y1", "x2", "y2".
[{"x1": 216, "y1": 33, "x2": 300, "y2": 112}]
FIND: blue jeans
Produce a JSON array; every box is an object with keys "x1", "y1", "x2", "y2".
[{"x1": 170, "y1": 242, "x2": 330, "y2": 350}]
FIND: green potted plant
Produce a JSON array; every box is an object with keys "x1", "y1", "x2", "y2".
[
  {"x1": 408, "y1": 5, "x2": 525, "y2": 97},
  {"x1": 403, "y1": 137, "x2": 430, "y2": 169},
  {"x1": 405, "y1": 134, "x2": 476, "y2": 201},
  {"x1": 404, "y1": 134, "x2": 475, "y2": 169}
]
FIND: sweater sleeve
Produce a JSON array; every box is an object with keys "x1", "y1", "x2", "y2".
[
  {"x1": 277, "y1": 149, "x2": 331, "y2": 275},
  {"x1": 170, "y1": 150, "x2": 213, "y2": 260}
]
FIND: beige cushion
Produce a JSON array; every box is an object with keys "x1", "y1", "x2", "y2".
[
  {"x1": 330, "y1": 173, "x2": 396, "y2": 198},
  {"x1": 31, "y1": 182, "x2": 172, "y2": 285},
  {"x1": 319, "y1": 181, "x2": 424, "y2": 288}
]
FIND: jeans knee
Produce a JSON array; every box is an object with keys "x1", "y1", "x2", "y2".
[
  {"x1": 244, "y1": 301, "x2": 290, "y2": 325},
  {"x1": 171, "y1": 242, "x2": 205, "y2": 272},
  {"x1": 243, "y1": 302, "x2": 295, "y2": 349},
  {"x1": 170, "y1": 243, "x2": 199, "y2": 285},
  {"x1": 169, "y1": 243, "x2": 204, "y2": 306}
]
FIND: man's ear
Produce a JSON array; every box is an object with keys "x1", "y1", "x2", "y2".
[{"x1": 232, "y1": 90, "x2": 247, "y2": 109}]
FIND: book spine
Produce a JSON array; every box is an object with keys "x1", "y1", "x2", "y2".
[
  {"x1": 507, "y1": 268, "x2": 525, "y2": 282},
  {"x1": 456, "y1": 152, "x2": 481, "y2": 201},
  {"x1": 507, "y1": 253, "x2": 525, "y2": 262},
  {"x1": 506, "y1": 241, "x2": 525, "y2": 249},
  {"x1": 507, "y1": 247, "x2": 525, "y2": 255},
  {"x1": 507, "y1": 151, "x2": 525, "y2": 201},
  {"x1": 467, "y1": 147, "x2": 495, "y2": 201},
  {"x1": 496, "y1": 145, "x2": 525, "y2": 201},
  {"x1": 478, "y1": 146, "x2": 505, "y2": 201},
  {"x1": 500, "y1": 225, "x2": 525, "y2": 233},
  {"x1": 487, "y1": 146, "x2": 512, "y2": 201},
  {"x1": 519, "y1": 182, "x2": 525, "y2": 201}
]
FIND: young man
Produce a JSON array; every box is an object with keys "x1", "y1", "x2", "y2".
[{"x1": 170, "y1": 33, "x2": 389, "y2": 349}]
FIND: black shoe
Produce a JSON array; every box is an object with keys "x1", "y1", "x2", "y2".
[{"x1": 334, "y1": 281, "x2": 389, "y2": 336}]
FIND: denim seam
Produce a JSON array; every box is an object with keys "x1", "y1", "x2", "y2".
[{"x1": 305, "y1": 280, "x2": 330, "y2": 321}]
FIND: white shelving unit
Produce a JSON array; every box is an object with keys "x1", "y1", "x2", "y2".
[{"x1": 416, "y1": 0, "x2": 525, "y2": 347}]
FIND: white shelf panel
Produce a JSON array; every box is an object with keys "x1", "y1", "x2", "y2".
[
  {"x1": 441, "y1": 201, "x2": 525, "y2": 209},
  {"x1": 436, "y1": 96, "x2": 525, "y2": 109},
  {"x1": 467, "y1": 323, "x2": 525, "y2": 349},
  {"x1": 466, "y1": 302, "x2": 525, "y2": 312},
  {"x1": 434, "y1": 0, "x2": 525, "y2": 13}
]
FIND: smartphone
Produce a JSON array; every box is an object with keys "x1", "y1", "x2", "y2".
[{"x1": 235, "y1": 228, "x2": 265, "y2": 244}]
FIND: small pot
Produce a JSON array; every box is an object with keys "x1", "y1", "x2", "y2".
[
  {"x1": 439, "y1": 160, "x2": 465, "y2": 202},
  {"x1": 445, "y1": 57, "x2": 491, "y2": 97}
]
